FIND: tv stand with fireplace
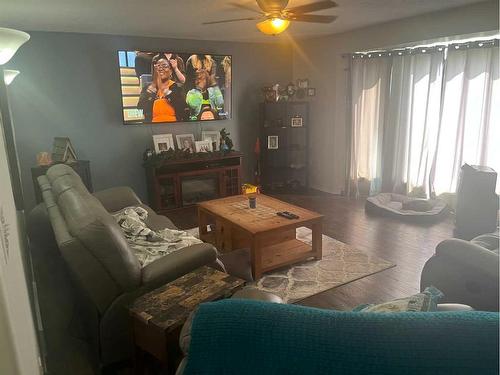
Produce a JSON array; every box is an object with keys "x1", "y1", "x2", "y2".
[{"x1": 145, "y1": 152, "x2": 243, "y2": 213}]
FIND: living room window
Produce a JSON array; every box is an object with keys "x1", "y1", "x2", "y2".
[{"x1": 348, "y1": 37, "x2": 499, "y2": 197}]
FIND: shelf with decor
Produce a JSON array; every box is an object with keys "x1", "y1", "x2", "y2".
[{"x1": 259, "y1": 101, "x2": 309, "y2": 192}]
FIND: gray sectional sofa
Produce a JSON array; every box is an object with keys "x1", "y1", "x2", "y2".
[{"x1": 27, "y1": 164, "x2": 218, "y2": 366}]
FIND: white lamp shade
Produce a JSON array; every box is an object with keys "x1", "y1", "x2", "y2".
[
  {"x1": 4, "y1": 69, "x2": 20, "y2": 85},
  {"x1": 0, "y1": 28, "x2": 30, "y2": 65}
]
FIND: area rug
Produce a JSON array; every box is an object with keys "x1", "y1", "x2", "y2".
[{"x1": 187, "y1": 227, "x2": 395, "y2": 303}]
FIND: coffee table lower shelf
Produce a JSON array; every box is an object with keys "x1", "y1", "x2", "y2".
[{"x1": 261, "y1": 239, "x2": 315, "y2": 273}]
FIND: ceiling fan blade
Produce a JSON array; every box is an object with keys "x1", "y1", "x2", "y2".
[
  {"x1": 229, "y1": 2, "x2": 263, "y2": 14},
  {"x1": 286, "y1": 0, "x2": 337, "y2": 14},
  {"x1": 203, "y1": 16, "x2": 260, "y2": 25},
  {"x1": 287, "y1": 14, "x2": 337, "y2": 23}
]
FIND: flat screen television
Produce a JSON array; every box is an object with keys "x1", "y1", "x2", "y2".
[{"x1": 118, "y1": 51, "x2": 232, "y2": 125}]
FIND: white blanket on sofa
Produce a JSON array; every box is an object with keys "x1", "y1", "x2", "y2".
[{"x1": 112, "y1": 206, "x2": 202, "y2": 267}]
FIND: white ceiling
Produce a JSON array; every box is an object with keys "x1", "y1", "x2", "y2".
[{"x1": 0, "y1": 0, "x2": 486, "y2": 43}]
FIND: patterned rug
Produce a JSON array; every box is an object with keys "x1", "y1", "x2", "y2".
[{"x1": 187, "y1": 227, "x2": 395, "y2": 303}]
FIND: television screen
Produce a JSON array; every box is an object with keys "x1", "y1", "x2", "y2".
[{"x1": 118, "y1": 51, "x2": 232, "y2": 125}]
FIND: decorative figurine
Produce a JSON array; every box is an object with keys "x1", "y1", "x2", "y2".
[
  {"x1": 143, "y1": 148, "x2": 154, "y2": 161},
  {"x1": 219, "y1": 128, "x2": 234, "y2": 154},
  {"x1": 286, "y1": 82, "x2": 297, "y2": 98},
  {"x1": 36, "y1": 152, "x2": 52, "y2": 166},
  {"x1": 272, "y1": 83, "x2": 280, "y2": 102}
]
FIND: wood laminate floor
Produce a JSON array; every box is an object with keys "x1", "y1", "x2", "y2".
[{"x1": 167, "y1": 191, "x2": 455, "y2": 310}]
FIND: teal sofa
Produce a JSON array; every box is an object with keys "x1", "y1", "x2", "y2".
[{"x1": 179, "y1": 299, "x2": 499, "y2": 375}]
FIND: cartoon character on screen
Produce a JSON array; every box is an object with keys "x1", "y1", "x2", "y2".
[
  {"x1": 137, "y1": 55, "x2": 186, "y2": 123},
  {"x1": 186, "y1": 69, "x2": 225, "y2": 121}
]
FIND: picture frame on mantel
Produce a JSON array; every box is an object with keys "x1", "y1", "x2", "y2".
[
  {"x1": 153, "y1": 134, "x2": 175, "y2": 153},
  {"x1": 176, "y1": 134, "x2": 195, "y2": 153},
  {"x1": 195, "y1": 140, "x2": 213, "y2": 153},
  {"x1": 201, "y1": 130, "x2": 220, "y2": 151}
]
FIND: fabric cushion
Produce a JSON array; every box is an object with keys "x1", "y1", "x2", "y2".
[
  {"x1": 402, "y1": 199, "x2": 434, "y2": 212},
  {"x1": 184, "y1": 299, "x2": 499, "y2": 375},
  {"x1": 471, "y1": 232, "x2": 500, "y2": 253},
  {"x1": 352, "y1": 286, "x2": 443, "y2": 312},
  {"x1": 46, "y1": 165, "x2": 141, "y2": 290}
]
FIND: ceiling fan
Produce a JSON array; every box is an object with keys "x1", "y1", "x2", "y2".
[{"x1": 203, "y1": 0, "x2": 338, "y2": 35}]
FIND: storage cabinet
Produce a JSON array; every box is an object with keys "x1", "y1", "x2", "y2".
[
  {"x1": 260, "y1": 102, "x2": 309, "y2": 192},
  {"x1": 145, "y1": 153, "x2": 242, "y2": 213}
]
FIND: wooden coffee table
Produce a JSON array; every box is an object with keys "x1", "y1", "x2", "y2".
[{"x1": 198, "y1": 194, "x2": 324, "y2": 279}]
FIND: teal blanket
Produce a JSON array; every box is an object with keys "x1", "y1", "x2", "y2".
[{"x1": 185, "y1": 299, "x2": 499, "y2": 375}]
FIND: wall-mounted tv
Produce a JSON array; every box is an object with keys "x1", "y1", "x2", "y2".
[{"x1": 118, "y1": 51, "x2": 232, "y2": 125}]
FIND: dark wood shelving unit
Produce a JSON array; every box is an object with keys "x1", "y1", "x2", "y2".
[
  {"x1": 260, "y1": 101, "x2": 309, "y2": 192},
  {"x1": 145, "y1": 152, "x2": 243, "y2": 213}
]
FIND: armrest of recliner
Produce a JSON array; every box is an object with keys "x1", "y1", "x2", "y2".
[
  {"x1": 435, "y1": 239, "x2": 499, "y2": 279},
  {"x1": 93, "y1": 186, "x2": 142, "y2": 212},
  {"x1": 141, "y1": 243, "x2": 218, "y2": 287}
]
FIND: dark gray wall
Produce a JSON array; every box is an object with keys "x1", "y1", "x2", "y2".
[{"x1": 7, "y1": 32, "x2": 292, "y2": 210}]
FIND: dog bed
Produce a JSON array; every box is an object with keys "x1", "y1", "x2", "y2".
[{"x1": 365, "y1": 193, "x2": 448, "y2": 221}]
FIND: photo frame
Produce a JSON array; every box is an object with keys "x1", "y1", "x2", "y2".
[
  {"x1": 268, "y1": 135, "x2": 279, "y2": 150},
  {"x1": 175, "y1": 134, "x2": 195, "y2": 153},
  {"x1": 307, "y1": 88, "x2": 316, "y2": 97},
  {"x1": 195, "y1": 140, "x2": 213, "y2": 153},
  {"x1": 153, "y1": 134, "x2": 175, "y2": 153},
  {"x1": 262, "y1": 86, "x2": 277, "y2": 102},
  {"x1": 291, "y1": 116, "x2": 303, "y2": 128},
  {"x1": 201, "y1": 130, "x2": 220, "y2": 151},
  {"x1": 297, "y1": 79, "x2": 309, "y2": 89}
]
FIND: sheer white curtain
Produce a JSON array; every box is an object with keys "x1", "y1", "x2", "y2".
[
  {"x1": 349, "y1": 57, "x2": 391, "y2": 196},
  {"x1": 385, "y1": 51, "x2": 445, "y2": 196},
  {"x1": 348, "y1": 43, "x2": 499, "y2": 197},
  {"x1": 433, "y1": 46, "x2": 500, "y2": 194}
]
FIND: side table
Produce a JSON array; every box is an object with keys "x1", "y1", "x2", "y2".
[{"x1": 129, "y1": 266, "x2": 244, "y2": 373}]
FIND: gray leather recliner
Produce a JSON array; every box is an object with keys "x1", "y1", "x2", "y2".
[
  {"x1": 421, "y1": 232, "x2": 499, "y2": 311},
  {"x1": 27, "y1": 164, "x2": 217, "y2": 366}
]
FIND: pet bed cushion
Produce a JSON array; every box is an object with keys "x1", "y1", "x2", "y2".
[{"x1": 366, "y1": 193, "x2": 447, "y2": 217}]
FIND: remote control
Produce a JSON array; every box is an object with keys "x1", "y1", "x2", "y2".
[
  {"x1": 283, "y1": 211, "x2": 299, "y2": 219},
  {"x1": 277, "y1": 211, "x2": 299, "y2": 220}
]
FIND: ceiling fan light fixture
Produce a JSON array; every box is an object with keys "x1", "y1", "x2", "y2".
[{"x1": 256, "y1": 18, "x2": 290, "y2": 35}]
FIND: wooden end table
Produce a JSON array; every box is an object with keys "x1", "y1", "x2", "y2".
[
  {"x1": 198, "y1": 194, "x2": 324, "y2": 280},
  {"x1": 129, "y1": 266, "x2": 244, "y2": 373}
]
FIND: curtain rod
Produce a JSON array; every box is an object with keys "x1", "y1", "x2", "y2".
[{"x1": 342, "y1": 38, "x2": 499, "y2": 59}]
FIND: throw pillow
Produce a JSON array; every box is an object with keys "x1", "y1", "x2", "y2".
[
  {"x1": 352, "y1": 286, "x2": 443, "y2": 313},
  {"x1": 402, "y1": 199, "x2": 434, "y2": 212}
]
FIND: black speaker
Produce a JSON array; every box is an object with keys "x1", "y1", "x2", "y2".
[{"x1": 455, "y1": 164, "x2": 499, "y2": 240}]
